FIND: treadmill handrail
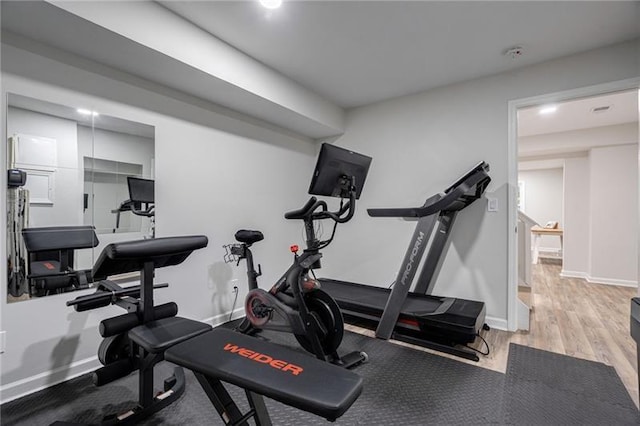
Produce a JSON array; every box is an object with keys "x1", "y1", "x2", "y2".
[{"x1": 367, "y1": 162, "x2": 490, "y2": 218}]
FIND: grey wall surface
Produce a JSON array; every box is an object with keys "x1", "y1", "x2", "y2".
[
  {"x1": 563, "y1": 156, "x2": 591, "y2": 275},
  {"x1": 589, "y1": 144, "x2": 638, "y2": 283},
  {"x1": 318, "y1": 39, "x2": 640, "y2": 326},
  {"x1": 0, "y1": 42, "x2": 317, "y2": 402}
]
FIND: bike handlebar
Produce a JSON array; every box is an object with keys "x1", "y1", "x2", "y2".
[
  {"x1": 284, "y1": 196, "x2": 319, "y2": 220},
  {"x1": 285, "y1": 190, "x2": 356, "y2": 224}
]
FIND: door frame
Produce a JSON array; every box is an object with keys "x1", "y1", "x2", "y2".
[{"x1": 506, "y1": 77, "x2": 640, "y2": 331}]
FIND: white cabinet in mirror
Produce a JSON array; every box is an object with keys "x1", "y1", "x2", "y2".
[{"x1": 6, "y1": 93, "x2": 155, "y2": 303}]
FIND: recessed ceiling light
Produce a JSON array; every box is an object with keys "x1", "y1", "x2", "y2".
[
  {"x1": 77, "y1": 108, "x2": 99, "y2": 116},
  {"x1": 259, "y1": 0, "x2": 282, "y2": 9},
  {"x1": 538, "y1": 105, "x2": 557, "y2": 115}
]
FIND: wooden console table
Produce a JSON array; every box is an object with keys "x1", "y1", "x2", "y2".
[{"x1": 531, "y1": 225, "x2": 563, "y2": 263}]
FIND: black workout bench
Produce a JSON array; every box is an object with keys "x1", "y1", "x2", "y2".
[
  {"x1": 166, "y1": 327, "x2": 363, "y2": 423},
  {"x1": 59, "y1": 235, "x2": 362, "y2": 425}
]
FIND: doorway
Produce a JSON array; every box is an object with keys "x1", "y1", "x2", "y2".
[{"x1": 507, "y1": 78, "x2": 640, "y2": 332}]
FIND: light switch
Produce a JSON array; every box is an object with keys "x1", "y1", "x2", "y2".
[{"x1": 487, "y1": 198, "x2": 498, "y2": 212}]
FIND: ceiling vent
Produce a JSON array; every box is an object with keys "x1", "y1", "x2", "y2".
[{"x1": 591, "y1": 105, "x2": 612, "y2": 114}]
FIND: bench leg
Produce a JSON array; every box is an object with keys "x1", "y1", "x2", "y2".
[
  {"x1": 195, "y1": 372, "x2": 249, "y2": 425},
  {"x1": 139, "y1": 347, "x2": 154, "y2": 407},
  {"x1": 245, "y1": 390, "x2": 272, "y2": 426},
  {"x1": 194, "y1": 373, "x2": 273, "y2": 425}
]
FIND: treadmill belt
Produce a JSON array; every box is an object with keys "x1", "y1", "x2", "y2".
[{"x1": 319, "y1": 278, "x2": 484, "y2": 338}]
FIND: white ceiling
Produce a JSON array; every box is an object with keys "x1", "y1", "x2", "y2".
[
  {"x1": 160, "y1": 1, "x2": 640, "y2": 108},
  {"x1": 1, "y1": 1, "x2": 638, "y2": 139},
  {"x1": 518, "y1": 90, "x2": 639, "y2": 137}
]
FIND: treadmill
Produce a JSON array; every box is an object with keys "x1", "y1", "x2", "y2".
[{"x1": 320, "y1": 162, "x2": 491, "y2": 361}]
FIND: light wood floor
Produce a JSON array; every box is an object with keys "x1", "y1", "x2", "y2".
[{"x1": 347, "y1": 260, "x2": 639, "y2": 407}]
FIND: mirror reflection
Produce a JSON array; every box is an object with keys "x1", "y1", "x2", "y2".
[{"x1": 6, "y1": 94, "x2": 155, "y2": 302}]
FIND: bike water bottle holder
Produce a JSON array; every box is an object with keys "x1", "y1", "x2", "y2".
[{"x1": 223, "y1": 244, "x2": 245, "y2": 264}]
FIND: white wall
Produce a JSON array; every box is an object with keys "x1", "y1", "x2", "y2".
[
  {"x1": 518, "y1": 123, "x2": 638, "y2": 285},
  {"x1": 7, "y1": 107, "x2": 83, "y2": 227},
  {"x1": 518, "y1": 168, "x2": 564, "y2": 251},
  {"x1": 563, "y1": 155, "x2": 591, "y2": 275},
  {"x1": 0, "y1": 44, "x2": 317, "y2": 402},
  {"x1": 319, "y1": 39, "x2": 640, "y2": 328},
  {"x1": 589, "y1": 144, "x2": 638, "y2": 285}
]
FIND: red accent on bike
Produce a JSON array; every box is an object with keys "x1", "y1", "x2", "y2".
[{"x1": 290, "y1": 245, "x2": 299, "y2": 254}]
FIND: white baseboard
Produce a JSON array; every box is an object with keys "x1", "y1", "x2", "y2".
[
  {"x1": 586, "y1": 275, "x2": 637, "y2": 288},
  {"x1": 0, "y1": 355, "x2": 100, "y2": 404},
  {"x1": 201, "y1": 307, "x2": 246, "y2": 327},
  {"x1": 560, "y1": 270, "x2": 637, "y2": 288},
  {"x1": 560, "y1": 270, "x2": 588, "y2": 279},
  {"x1": 485, "y1": 316, "x2": 508, "y2": 331}
]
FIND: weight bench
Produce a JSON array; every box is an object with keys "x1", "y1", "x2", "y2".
[
  {"x1": 61, "y1": 236, "x2": 212, "y2": 425},
  {"x1": 165, "y1": 327, "x2": 363, "y2": 423},
  {"x1": 60, "y1": 235, "x2": 362, "y2": 425}
]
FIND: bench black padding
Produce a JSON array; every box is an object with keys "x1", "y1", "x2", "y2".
[
  {"x1": 129, "y1": 317, "x2": 212, "y2": 353},
  {"x1": 22, "y1": 226, "x2": 99, "y2": 252},
  {"x1": 165, "y1": 327, "x2": 363, "y2": 421},
  {"x1": 92, "y1": 235, "x2": 208, "y2": 280}
]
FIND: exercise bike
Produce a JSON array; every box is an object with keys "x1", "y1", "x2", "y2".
[{"x1": 224, "y1": 176, "x2": 368, "y2": 369}]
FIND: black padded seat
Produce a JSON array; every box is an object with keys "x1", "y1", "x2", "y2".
[
  {"x1": 235, "y1": 229, "x2": 264, "y2": 245},
  {"x1": 165, "y1": 327, "x2": 363, "y2": 421},
  {"x1": 92, "y1": 236, "x2": 208, "y2": 280},
  {"x1": 129, "y1": 317, "x2": 211, "y2": 354}
]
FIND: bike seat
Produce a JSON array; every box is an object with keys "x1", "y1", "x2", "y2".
[{"x1": 235, "y1": 230, "x2": 264, "y2": 245}]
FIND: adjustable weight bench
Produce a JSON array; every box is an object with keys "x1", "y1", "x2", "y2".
[
  {"x1": 165, "y1": 327, "x2": 363, "y2": 424},
  {"x1": 59, "y1": 235, "x2": 362, "y2": 425},
  {"x1": 59, "y1": 236, "x2": 212, "y2": 425}
]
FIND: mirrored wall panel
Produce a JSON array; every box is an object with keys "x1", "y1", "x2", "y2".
[{"x1": 6, "y1": 94, "x2": 155, "y2": 302}]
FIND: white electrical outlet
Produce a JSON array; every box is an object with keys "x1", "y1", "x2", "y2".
[
  {"x1": 231, "y1": 279, "x2": 239, "y2": 293},
  {"x1": 0, "y1": 331, "x2": 6, "y2": 354}
]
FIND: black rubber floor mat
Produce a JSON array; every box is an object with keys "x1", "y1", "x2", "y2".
[
  {"x1": 1, "y1": 329, "x2": 505, "y2": 425},
  {"x1": 3, "y1": 332, "x2": 637, "y2": 425},
  {"x1": 503, "y1": 343, "x2": 639, "y2": 425}
]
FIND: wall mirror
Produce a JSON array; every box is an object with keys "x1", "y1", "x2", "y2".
[{"x1": 6, "y1": 93, "x2": 155, "y2": 303}]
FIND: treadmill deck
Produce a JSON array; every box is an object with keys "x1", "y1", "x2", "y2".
[{"x1": 319, "y1": 278, "x2": 486, "y2": 343}]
